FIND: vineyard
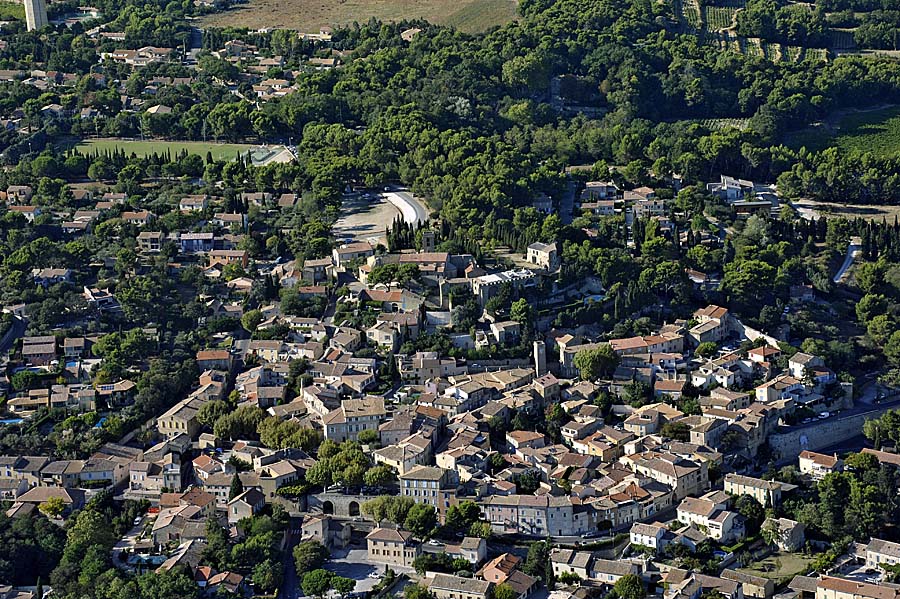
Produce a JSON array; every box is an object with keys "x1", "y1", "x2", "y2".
[
  {"x1": 787, "y1": 106, "x2": 900, "y2": 156},
  {"x1": 829, "y1": 29, "x2": 856, "y2": 51},
  {"x1": 694, "y1": 118, "x2": 751, "y2": 131},
  {"x1": 671, "y1": 0, "x2": 835, "y2": 63},
  {"x1": 703, "y1": 5, "x2": 737, "y2": 30},
  {"x1": 682, "y1": 0, "x2": 703, "y2": 31}
]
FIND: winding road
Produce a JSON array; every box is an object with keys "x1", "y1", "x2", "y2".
[
  {"x1": 383, "y1": 187, "x2": 428, "y2": 226},
  {"x1": 833, "y1": 236, "x2": 862, "y2": 284}
]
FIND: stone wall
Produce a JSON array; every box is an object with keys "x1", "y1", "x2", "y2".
[
  {"x1": 308, "y1": 492, "x2": 383, "y2": 517},
  {"x1": 768, "y1": 402, "x2": 900, "y2": 463},
  {"x1": 731, "y1": 320, "x2": 781, "y2": 349}
]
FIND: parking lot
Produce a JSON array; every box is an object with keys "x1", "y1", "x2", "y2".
[
  {"x1": 838, "y1": 563, "x2": 883, "y2": 585},
  {"x1": 324, "y1": 547, "x2": 414, "y2": 595}
]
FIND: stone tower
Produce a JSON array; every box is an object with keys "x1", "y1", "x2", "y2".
[{"x1": 421, "y1": 230, "x2": 435, "y2": 253}]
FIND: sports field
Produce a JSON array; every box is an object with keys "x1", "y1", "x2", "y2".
[
  {"x1": 75, "y1": 139, "x2": 289, "y2": 164},
  {"x1": 201, "y1": 0, "x2": 518, "y2": 34},
  {"x1": 787, "y1": 105, "x2": 900, "y2": 156}
]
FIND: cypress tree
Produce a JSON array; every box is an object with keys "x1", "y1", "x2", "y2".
[{"x1": 228, "y1": 473, "x2": 243, "y2": 500}]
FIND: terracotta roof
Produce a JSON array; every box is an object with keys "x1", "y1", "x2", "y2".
[
  {"x1": 366, "y1": 527, "x2": 414, "y2": 543},
  {"x1": 799, "y1": 450, "x2": 838, "y2": 468},
  {"x1": 818, "y1": 576, "x2": 900, "y2": 599}
]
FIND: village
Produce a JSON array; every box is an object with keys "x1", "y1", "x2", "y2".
[{"x1": 0, "y1": 160, "x2": 897, "y2": 599}]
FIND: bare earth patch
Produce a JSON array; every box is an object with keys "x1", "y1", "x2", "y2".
[
  {"x1": 201, "y1": 0, "x2": 517, "y2": 33},
  {"x1": 333, "y1": 194, "x2": 400, "y2": 248},
  {"x1": 793, "y1": 199, "x2": 900, "y2": 222}
]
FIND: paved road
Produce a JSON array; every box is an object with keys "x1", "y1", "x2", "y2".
[
  {"x1": 384, "y1": 187, "x2": 428, "y2": 226},
  {"x1": 560, "y1": 180, "x2": 576, "y2": 225},
  {"x1": 111, "y1": 519, "x2": 144, "y2": 571},
  {"x1": 833, "y1": 238, "x2": 862, "y2": 284},
  {"x1": 281, "y1": 531, "x2": 301, "y2": 599},
  {"x1": 0, "y1": 316, "x2": 25, "y2": 354}
]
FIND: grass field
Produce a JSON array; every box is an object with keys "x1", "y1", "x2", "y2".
[
  {"x1": 787, "y1": 105, "x2": 900, "y2": 156},
  {"x1": 0, "y1": 0, "x2": 24, "y2": 20},
  {"x1": 739, "y1": 552, "x2": 814, "y2": 582},
  {"x1": 75, "y1": 139, "x2": 265, "y2": 161},
  {"x1": 443, "y1": 0, "x2": 517, "y2": 32},
  {"x1": 202, "y1": 0, "x2": 518, "y2": 33}
]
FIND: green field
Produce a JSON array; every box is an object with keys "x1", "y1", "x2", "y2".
[
  {"x1": 739, "y1": 552, "x2": 814, "y2": 582},
  {"x1": 75, "y1": 139, "x2": 270, "y2": 162},
  {"x1": 0, "y1": 0, "x2": 24, "y2": 20},
  {"x1": 787, "y1": 105, "x2": 900, "y2": 156}
]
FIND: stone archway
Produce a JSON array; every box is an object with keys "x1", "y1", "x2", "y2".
[
  {"x1": 322, "y1": 500, "x2": 334, "y2": 515},
  {"x1": 348, "y1": 501, "x2": 360, "y2": 517}
]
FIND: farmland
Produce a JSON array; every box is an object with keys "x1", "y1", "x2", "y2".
[
  {"x1": 786, "y1": 105, "x2": 900, "y2": 156},
  {"x1": 73, "y1": 139, "x2": 283, "y2": 162},
  {"x1": 669, "y1": 0, "x2": 837, "y2": 64},
  {"x1": 202, "y1": 0, "x2": 518, "y2": 34},
  {"x1": 693, "y1": 118, "x2": 751, "y2": 131},
  {"x1": 703, "y1": 5, "x2": 737, "y2": 30}
]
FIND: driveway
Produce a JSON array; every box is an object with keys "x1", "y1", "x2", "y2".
[{"x1": 111, "y1": 519, "x2": 144, "y2": 570}]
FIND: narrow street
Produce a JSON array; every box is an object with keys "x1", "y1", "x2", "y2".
[
  {"x1": 281, "y1": 530, "x2": 300, "y2": 599},
  {"x1": 0, "y1": 315, "x2": 25, "y2": 354},
  {"x1": 559, "y1": 180, "x2": 577, "y2": 225}
]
